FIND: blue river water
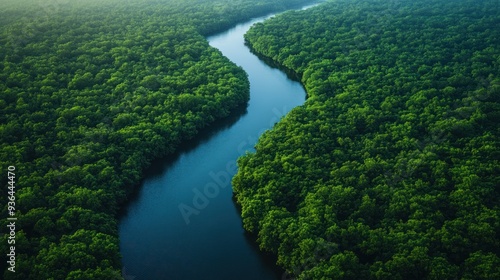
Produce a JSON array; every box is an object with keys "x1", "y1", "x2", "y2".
[{"x1": 119, "y1": 3, "x2": 319, "y2": 279}]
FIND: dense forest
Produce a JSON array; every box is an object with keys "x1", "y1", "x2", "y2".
[
  {"x1": 0, "y1": 0, "x2": 315, "y2": 279},
  {"x1": 234, "y1": 0, "x2": 500, "y2": 279}
]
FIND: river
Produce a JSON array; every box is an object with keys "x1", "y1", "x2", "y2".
[{"x1": 119, "y1": 3, "x2": 319, "y2": 279}]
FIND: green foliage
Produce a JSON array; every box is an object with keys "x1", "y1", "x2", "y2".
[
  {"x1": 0, "y1": 0, "x2": 315, "y2": 279},
  {"x1": 235, "y1": 0, "x2": 500, "y2": 278}
]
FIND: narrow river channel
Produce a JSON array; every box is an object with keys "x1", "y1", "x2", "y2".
[{"x1": 119, "y1": 3, "x2": 319, "y2": 279}]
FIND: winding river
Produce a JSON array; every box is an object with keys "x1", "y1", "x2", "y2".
[{"x1": 119, "y1": 3, "x2": 319, "y2": 279}]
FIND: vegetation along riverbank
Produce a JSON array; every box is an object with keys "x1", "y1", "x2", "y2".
[
  {"x1": 0, "y1": 0, "x2": 314, "y2": 278},
  {"x1": 235, "y1": 0, "x2": 500, "y2": 278}
]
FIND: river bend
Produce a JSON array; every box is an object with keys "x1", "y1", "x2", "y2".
[{"x1": 119, "y1": 3, "x2": 318, "y2": 279}]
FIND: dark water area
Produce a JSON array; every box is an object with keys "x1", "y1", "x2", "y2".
[{"x1": 119, "y1": 3, "x2": 320, "y2": 280}]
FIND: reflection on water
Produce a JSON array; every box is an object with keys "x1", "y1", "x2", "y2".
[{"x1": 119, "y1": 3, "x2": 321, "y2": 280}]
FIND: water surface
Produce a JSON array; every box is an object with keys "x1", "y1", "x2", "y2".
[{"x1": 119, "y1": 3, "x2": 319, "y2": 279}]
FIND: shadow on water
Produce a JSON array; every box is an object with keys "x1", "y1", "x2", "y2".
[
  {"x1": 231, "y1": 196, "x2": 286, "y2": 279},
  {"x1": 119, "y1": 3, "x2": 325, "y2": 279},
  {"x1": 244, "y1": 230, "x2": 286, "y2": 279},
  {"x1": 118, "y1": 103, "x2": 248, "y2": 218},
  {"x1": 246, "y1": 44, "x2": 304, "y2": 85},
  {"x1": 146, "y1": 103, "x2": 248, "y2": 178}
]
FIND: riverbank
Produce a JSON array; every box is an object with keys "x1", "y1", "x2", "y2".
[{"x1": 118, "y1": 3, "x2": 321, "y2": 279}]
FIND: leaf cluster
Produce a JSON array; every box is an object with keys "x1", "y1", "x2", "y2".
[
  {"x1": 0, "y1": 0, "x2": 315, "y2": 278},
  {"x1": 235, "y1": 0, "x2": 500, "y2": 278}
]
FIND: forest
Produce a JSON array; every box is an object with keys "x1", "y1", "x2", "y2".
[
  {"x1": 234, "y1": 0, "x2": 500, "y2": 279},
  {"x1": 0, "y1": 0, "x2": 315, "y2": 279}
]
